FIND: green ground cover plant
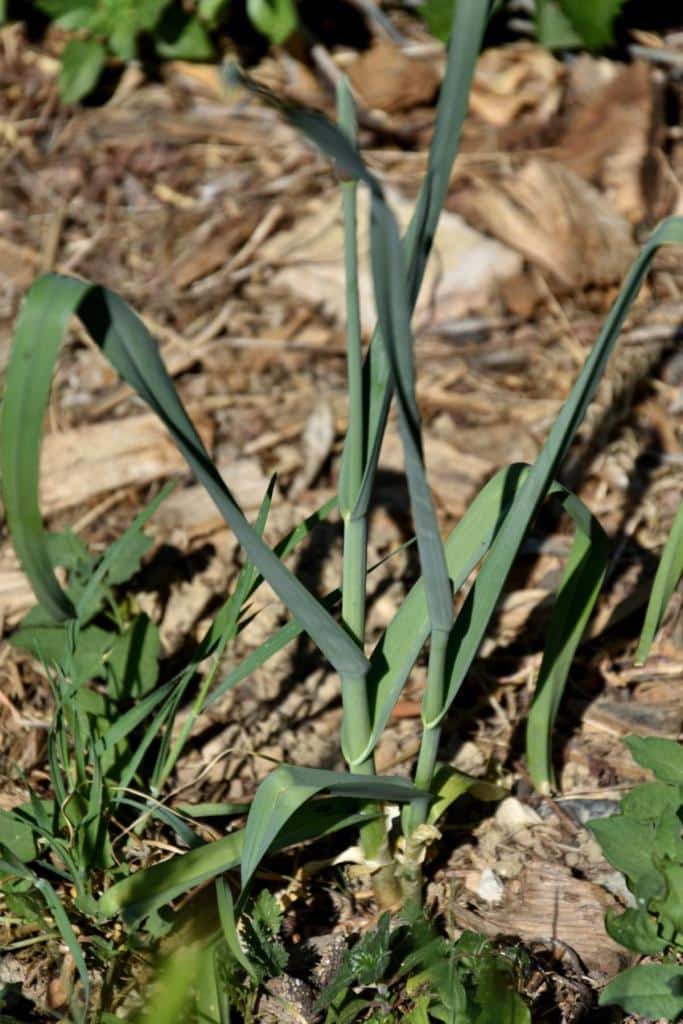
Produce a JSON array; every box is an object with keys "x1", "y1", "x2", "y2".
[
  {"x1": 589, "y1": 736, "x2": 683, "y2": 1022},
  {"x1": 0, "y1": 0, "x2": 298, "y2": 102},
  {"x1": 0, "y1": 0, "x2": 682, "y2": 1018},
  {"x1": 421, "y1": 0, "x2": 625, "y2": 50},
  {"x1": 2, "y1": 0, "x2": 628, "y2": 104}
]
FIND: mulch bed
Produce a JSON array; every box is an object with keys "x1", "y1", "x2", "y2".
[{"x1": 0, "y1": 9, "x2": 681, "y2": 1020}]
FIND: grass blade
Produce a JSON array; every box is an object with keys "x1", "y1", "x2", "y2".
[
  {"x1": 205, "y1": 538, "x2": 413, "y2": 709},
  {"x1": 99, "y1": 799, "x2": 379, "y2": 921},
  {"x1": 241, "y1": 765, "x2": 424, "y2": 891},
  {"x1": 0, "y1": 276, "x2": 368, "y2": 682},
  {"x1": 0, "y1": 846, "x2": 89, "y2": 1021},
  {"x1": 216, "y1": 876, "x2": 256, "y2": 979},
  {"x1": 75, "y1": 481, "x2": 175, "y2": 623},
  {"x1": 525, "y1": 486, "x2": 609, "y2": 792},
  {"x1": 197, "y1": 495, "x2": 337, "y2": 663},
  {"x1": 433, "y1": 216, "x2": 683, "y2": 728},
  {"x1": 152, "y1": 482, "x2": 275, "y2": 792},
  {"x1": 359, "y1": 464, "x2": 529, "y2": 766},
  {"x1": 635, "y1": 501, "x2": 683, "y2": 664}
]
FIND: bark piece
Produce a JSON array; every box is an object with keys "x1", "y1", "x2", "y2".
[{"x1": 35, "y1": 412, "x2": 214, "y2": 515}]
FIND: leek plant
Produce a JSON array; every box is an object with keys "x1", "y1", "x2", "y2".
[{"x1": 1, "y1": 0, "x2": 682, "y2": 1016}]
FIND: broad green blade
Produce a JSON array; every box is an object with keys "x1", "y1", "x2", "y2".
[
  {"x1": 216, "y1": 876, "x2": 256, "y2": 979},
  {"x1": 348, "y1": 0, "x2": 493, "y2": 519},
  {"x1": 525, "y1": 486, "x2": 609, "y2": 792},
  {"x1": 175, "y1": 802, "x2": 249, "y2": 817},
  {"x1": 336, "y1": 76, "x2": 364, "y2": 519},
  {"x1": 0, "y1": 275, "x2": 85, "y2": 620},
  {"x1": 368, "y1": 201, "x2": 453, "y2": 635},
  {"x1": 98, "y1": 830, "x2": 246, "y2": 920},
  {"x1": 433, "y1": 216, "x2": 683, "y2": 728},
  {"x1": 241, "y1": 765, "x2": 424, "y2": 891},
  {"x1": 635, "y1": 501, "x2": 683, "y2": 664},
  {"x1": 0, "y1": 275, "x2": 368, "y2": 680},
  {"x1": 427, "y1": 765, "x2": 506, "y2": 827},
  {"x1": 98, "y1": 799, "x2": 378, "y2": 921},
  {"x1": 135, "y1": 943, "x2": 208, "y2": 1024},
  {"x1": 262, "y1": 74, "x2": 455, "y2": 635},
  {"x1": 230, "y1": 0, "x2": 491, "y2": 522},
  {"x1": 356, "y1": 464, "x2": 529, "y2": 766}
]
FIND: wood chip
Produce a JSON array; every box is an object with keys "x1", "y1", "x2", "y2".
[
  {"x1": 455, "y1": 861, "x2": 629, "y2": 980},
  {"x1": 583, "y1": 695, "x2": 682, "y2": 739},
  {"x1": 33, "y1": 412, "x2": 214, "y2": 516}
]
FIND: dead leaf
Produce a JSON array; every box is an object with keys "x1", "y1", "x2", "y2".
[
  {"x1": 170, "y1": 210, "x2": 262, "y2": 289},
  {"x1": 453, "y1": 158, "x2": 636, "y2": 290},
  {"x1": 556, "y1": 60, "x2": 656, "y2": 222},
  {"x1": 290, "y1": 400, "x2": 335, "y2": 499},
  {"x1": 470, "y1": 43, "x2": 564, "y2": 128},
  {"x1": 347, "y1": 39, "x2": 440, "y2": 114}
]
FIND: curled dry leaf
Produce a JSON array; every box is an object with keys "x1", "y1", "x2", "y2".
[
  {"x1": 557, "y1": 59, "x2": 657, "y2": 223},
  {"x1": 452, "y1": 158, "x2": 636, "y2": 291},
  {"x1": 347, "y1": 39, "x2": 441, "y2": 114},
  {"x1": 469, "y1": 43, "x2": 564, "y2": 128}
]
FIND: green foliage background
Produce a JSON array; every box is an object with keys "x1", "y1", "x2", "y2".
[
  {"x1": 1, "y1": 0, "x2": 630, "y2": 104},
  {"x1": 422, "y1": 0, "x2": 625, "y2": 50}
]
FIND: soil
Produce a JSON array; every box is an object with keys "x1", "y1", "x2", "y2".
[{"x1": 0, "y1": 6, "x2": 682, "y2": 1022}]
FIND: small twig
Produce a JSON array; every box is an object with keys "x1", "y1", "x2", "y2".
[
  {"x1": 347, "y1": 0, "x2": 407, "y2": 43},
  {"x1": 628, "y1": 44, "x2": 683, "y2": 73},
  {"x1": 310, "y1": 44, "x2": 421, "y2": 145}
]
